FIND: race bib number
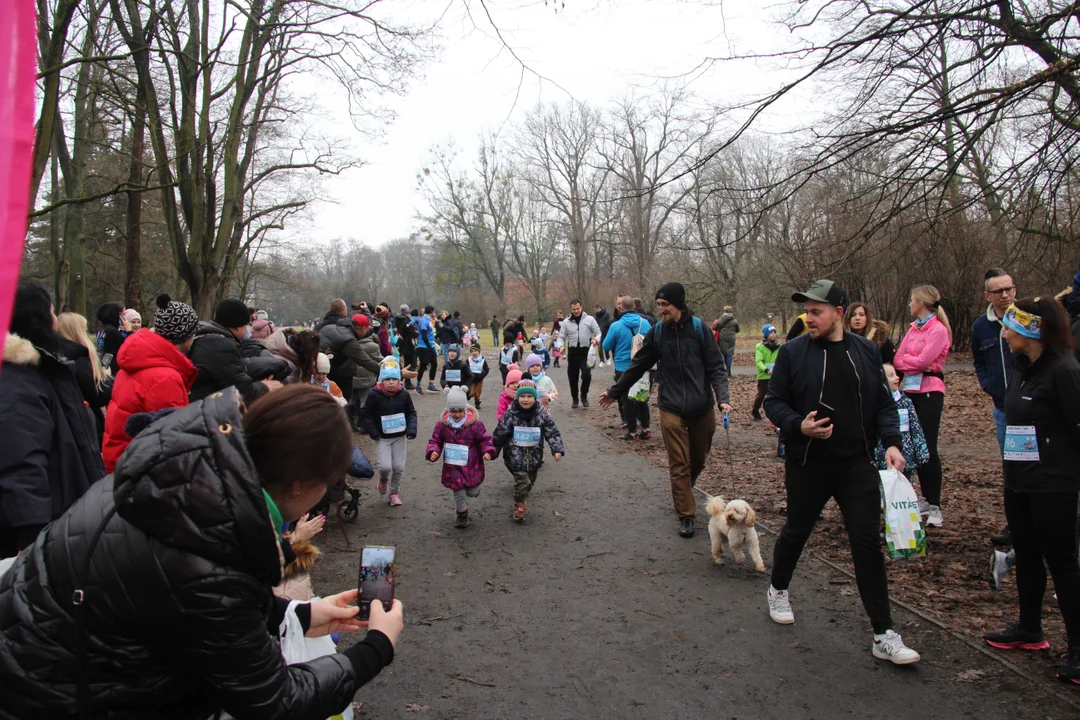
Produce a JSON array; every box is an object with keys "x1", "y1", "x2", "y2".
[
  {"x1": 1004, "y1": 425, "x2": 1039, "y2": 462},
  {"x1": 445, "y1": 369, "x2": 461, "y2": 382},
  {"x1": 469, "y1": 358, "x2": 485, "y2": 373},
  {"x1": 513, "y1": 426, "x2": 541, "y2": 447},
  {"x1": 444, "y1": 443, "x2": 469, "y2": 466},
  {"x1": 898, "y1": 408, "x2": 910, "y2": 433},
  {"x1": 500, "y1": 350, "x2": 513, "y2": 365},
  {"x1": 381, "y1": 413, "x2": 406, "y2": 434},
  {"x1": 902, "y1": 374, "x2": 923, "y2": 392}
]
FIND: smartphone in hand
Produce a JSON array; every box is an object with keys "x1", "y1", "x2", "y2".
[
  {"x1": 357, "y1": 546, "x2": 396, "y2": 620},
  {"x1": 817, "y1": 401, "x2": 835, "y2": 427}
]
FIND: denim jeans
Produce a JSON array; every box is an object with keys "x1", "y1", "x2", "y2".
[
  {"x1": 993, "y1": 406, "x2": 1006, "y2": 453},
  {"x1": 724, "y1": 355, "x2": 733, "y2": 375}
]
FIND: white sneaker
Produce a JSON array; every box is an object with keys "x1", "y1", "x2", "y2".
[
  {"x1": 926, "y1": 505, "x2": 943, "y2": 527},
  {"x1": 916, "y1": 497, "x2": 929, "y2": 516},
  {"x1": 768, "y1": 586, "x2": 795, "y2": 625},
  {"x1": 872, "y1": 630, "x2": 921, "y2": 665}
]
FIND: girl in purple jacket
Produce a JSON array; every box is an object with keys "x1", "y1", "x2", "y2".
[{"x1": 426, "y1": 386, "x2": 496, "y2": 528}]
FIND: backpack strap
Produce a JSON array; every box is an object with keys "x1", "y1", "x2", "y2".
[{"x1": 653, "y1": 317, "x2": 706, "y2": 346}]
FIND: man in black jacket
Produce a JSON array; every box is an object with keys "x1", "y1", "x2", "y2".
[
  {"x1": 763, "y1": 279, "x2": 919, "y2": 665},
  {"x1": 599, "y1": 282, "x2": 731, "y2": 539},
  {"x1": 189, "y1": 298, "x2": 280, "y2": 403}
]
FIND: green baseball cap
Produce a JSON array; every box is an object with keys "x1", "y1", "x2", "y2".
[{"x1": 791, "y1": 279, "x2": 848, "y2": 308}]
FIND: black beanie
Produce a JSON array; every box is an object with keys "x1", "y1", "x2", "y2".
[
  {"x1": 214, "y1": 298, "x2": 251, "y2": 329},
  {"x1": 655, "y1": 282, "x2": 686, "y2": 309}
]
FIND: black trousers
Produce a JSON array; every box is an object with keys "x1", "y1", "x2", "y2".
[
  {"x1": 613, "y1": 369, "x2": 649, "y2": 432},
  {"x1": 1006, "y1": 489, "x2": 1080, "y2": 645},
  {"x1": 771, "y1": 458, "x2": 892, "y2": 634},
  {"x1": 566, "y1": 346, "x2": 592, "y2": 402},
  {"x1": 417, "y1": 347, "x2": 437, "y2": 382},
  {"x1": 907, "y1": 391, "x2": 944, "y2": 506}
]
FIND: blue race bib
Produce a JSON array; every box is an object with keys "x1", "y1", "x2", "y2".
[
  {"x1": 902, "y1": 374, "x2": 923, "y2": 392},
  {"x1": 513, "y1": 426, "x2": 541, "y2": 447},
  {"x1": 1004, "y1": 425, "x2": 1039, "y2": 462},
  {"x1": 898, "y1": 408, "x2": 910, "y2": 433},
  {"x1": 381, "y1": 413, "x2": 406, "y2": 434},
  {"x1": 469, "y1": 358, "x2": 485, "y2": 373},
  {"x1": 444, "y1": 443, "x2": 469, "y2": 466},
  {"x1": 445, "y1": 369, "x2": 461, "y2": 382}
]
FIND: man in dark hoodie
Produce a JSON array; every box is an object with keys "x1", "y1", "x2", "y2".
[
  {"x1": 599, "y1": 282, "x2": 731, "y2": 539},
  {"x1": 189, "y1": 299, "x2": 281, "y2": 403},
  {"x1": 594, "y1": 304, "x2": 613, "y2": 366}
]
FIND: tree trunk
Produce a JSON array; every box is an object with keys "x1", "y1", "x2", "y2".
[
  {"x1": 124, "y1": 94, "x2": 147, "y2": 311},
  {"x1": 49, "y1": 151, "x2": 68, "y2": 309}
]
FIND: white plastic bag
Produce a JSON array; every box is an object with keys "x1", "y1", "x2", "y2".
[
  {"x1": 279, "y1": 600, "x2": 354, "y2": 720},
  {"x1": 879, "y1": 469, "x2": 927, "y2": 559},
  {"x1": 586, "y1": 343, "x2": 598, "y2": 369}
]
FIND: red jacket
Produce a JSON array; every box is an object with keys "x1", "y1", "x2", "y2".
[{"x1": 102, "y1": 329, "x2": 197, "y2": 472}]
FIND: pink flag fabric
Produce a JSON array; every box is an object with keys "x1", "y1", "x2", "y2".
[{"x1": 0, "y1": 0, "x2": 37, "y2": 361}]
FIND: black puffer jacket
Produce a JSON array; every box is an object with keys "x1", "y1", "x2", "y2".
[
  {"x1": 0, "y1": 334, "x2": 104, "y2": 535},
  {"x1": 0, "y1": 391, "x2": 386, "y2": 719},
  {"x1": 57, "y1": 337, "x2": 113, "y2": 439},
  {"x1": 240, "y1": 337, "x2": 291, "y2": 381},
  {"x1": 318, "y1": 314, "x2": 359, "y2": 391},
  {"x1": 189, "y1": 321, "x2": 268, "y2": 402}
]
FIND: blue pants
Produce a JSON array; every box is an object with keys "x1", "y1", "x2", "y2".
[
  {"x1": 993, "y1": 406, "x2": 1006, "y2": 453},
  {"x1": 724, "y1": 355, "x2": 733, "y2": 375}
]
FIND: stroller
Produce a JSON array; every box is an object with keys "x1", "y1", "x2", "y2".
[{"x1": 308, "y1": 446, "x2": 374, "y2": 523}]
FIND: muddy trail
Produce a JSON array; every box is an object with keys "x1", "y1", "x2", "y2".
[{"x1": 310, "y1": 350, "x2": 1078, "y2": 719}]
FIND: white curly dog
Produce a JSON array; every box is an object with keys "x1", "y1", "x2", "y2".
[{"x1": 706, "y1": 496, "x2": 765, "y2": 573}]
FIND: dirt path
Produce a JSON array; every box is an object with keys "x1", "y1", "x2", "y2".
[{"x1": 312, "y1": 355, "x2": 1077, "y2": 719}]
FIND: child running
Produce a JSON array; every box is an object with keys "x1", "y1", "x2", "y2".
[
  {"x1": 498, "y1": 368, "x2": 522, "y2": 420},
  {"x1": 440, "y1": 343, "x2": 473, "y2": 394},
  {"x1": 360, "y1": 361, "x2": 418, "y2": 506},
  {"x1": 499, "y1": 333, "x2": 521, "y2": 384},
  {"x1": 310, "y1": 353, "x2": 348, "y2": 407},
  {"x1": 426, "y1": 387, "x2": 496, "y2": 528},
  {"x1": 466, "y1": 343, "x2": 490, "y2": 409},
  {"x1": 491, "y1": 378, "x2": 565, "y2": 522},
  {"x1": 524, "y1": 353, "x2": 558, "y2": 406}
]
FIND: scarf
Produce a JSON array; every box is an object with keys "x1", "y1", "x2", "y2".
[
  {"x1": 447, "y1": 413, "x2": 467, "y2": 429},
  {"x1": 764, "y1": 340, "x2": 779, "y2": 351},
  {"x1": 311, "y1": 376, "x2": 331, "y2": 392},
  {"x1": 914, "y1": 314, "x2": 935, "y2": 331}
]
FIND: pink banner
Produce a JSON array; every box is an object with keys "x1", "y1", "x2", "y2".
[{"x1": 0, "y1": 0, "x2": 37, "y2": 361}]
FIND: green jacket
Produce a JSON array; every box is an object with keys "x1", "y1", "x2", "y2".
[{"x1": 755, "y1": 342, "x2": 780, "y2": 381}]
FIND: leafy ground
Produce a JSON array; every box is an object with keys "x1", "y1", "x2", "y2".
[{"x1": 579, "y1": 351, "x2": 1071, "y2": 685}]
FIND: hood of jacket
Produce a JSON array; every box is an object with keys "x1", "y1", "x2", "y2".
[
  {"x1": 195, "y1": 320, "x2": 239, "y2": 343},
  {"x1": 715, "y1": 313, "x2": 735, "y2": 329},
  {"x1": 616, "y1": 311, "x2": 646, "y2": 332},
  {"x1": 111, "y1": 389, "x2": 282, "y2": 585},
  {"x1": 3, "y1": 333, "x2": 41, "y2": 366},
  {"x1": 117, "y1": 328, "x2": 197, "y2": 382},
  {"x1": 440, "y1": 406, "x2": 479, "y2": 427},
  {"x1": 263, "y1": 329, "x2": 298, "y2": 362}
]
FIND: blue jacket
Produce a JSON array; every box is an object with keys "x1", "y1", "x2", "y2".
[
  {"x1": 602, "y1": 312, "x2": 651, "y2": 372},
  {"x1": 971, "y1": 306, "x2": 1015, "y2": 409},
  {"x1": 416, "y1": 315, "x2": 435, "y2": 349}
]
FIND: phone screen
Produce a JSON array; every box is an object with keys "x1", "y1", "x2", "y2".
[
  {"x1": 357, "y1": 546, "x2": 396, "y2": 620},
  {"x1": 817, "y1": 401, "x2": 835, "y2": 426}
]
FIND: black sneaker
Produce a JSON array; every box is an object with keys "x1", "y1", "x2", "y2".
[
  {"x1": 571, "y1": 400, "x2": 579, "y2": 409},
  {"x1": 1058, "y1": 646, "x2": 1080, "y2": 684},
  {"x1": 637, "y1": 429, "x2": 652, "y2": 440},
  {"x1": 621, "y1": 432, "x2": 635, "y2": 440},
  {"x1": 581, "y1": 398, "x2": 590, "y2": 408},
  {"x1": 984, "y1": 625, "x2": 1050, "y2": 651},
  {"x1": 679, "y1": 517, "x2": 695, "y2": 538},
  {"x1": 751, "y1": 410, "x2": 763, "y2": 421},
  {"x1": 455, "y1": 510, "x2": 468, "y2": 529},
  {"x1": 991, "y1": 527, "x2": 1012, "y2": 547}
]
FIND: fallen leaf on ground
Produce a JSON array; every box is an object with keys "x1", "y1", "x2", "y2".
[{"x1": 956, "y1": 669, "x2": 986, "y2": 682}]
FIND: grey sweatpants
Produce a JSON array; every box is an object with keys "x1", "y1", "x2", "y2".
[
  {"x1": 453, "y1": 486, "x2": 481, "y2": 512},
  {"x1": 377, "y1": 435, "x2": 407, "y2": 492}
]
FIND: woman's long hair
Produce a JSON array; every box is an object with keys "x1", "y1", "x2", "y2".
[
  {"x1": 10, "y1": 281, "x2": 59, "y2": 354},
  {"x1": 57, "y1": 312, "x2": 108, "y2": 389},
  {"x1": 844, "y1": 301, "x2": 873, "y2": 337},
  {"x1": 911, "y1": 285, "x2": 953, "y2": 344}
]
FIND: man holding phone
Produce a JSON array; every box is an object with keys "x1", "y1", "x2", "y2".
[{"x1": 763, "y1": 279, "x2": 920, "y2": 665}]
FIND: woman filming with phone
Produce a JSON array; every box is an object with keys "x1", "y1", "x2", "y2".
[{"x1": 0, "y1": 385, "x2": 404, "y2": 719}]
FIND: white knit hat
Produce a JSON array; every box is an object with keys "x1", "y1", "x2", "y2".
[{"x1": 316, "y1": 353, "x2": 331, "y2": 374}]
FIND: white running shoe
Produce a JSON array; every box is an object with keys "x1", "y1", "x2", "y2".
[
  {"x1": 916, "y1": 497, "x2": 930, "y2": 516},
  {"x1": 926, "y1": 505, "x2": 943, "y2": 527},
  {"x1": 987, "y1": 550, "x2": 1009, "y2": 590},
  {"x1": 872, "y1": 630, "x2": 921, "y2": 665},
  {"x1": 768, "y1": 586, "x2": 795, "y2": 625}
]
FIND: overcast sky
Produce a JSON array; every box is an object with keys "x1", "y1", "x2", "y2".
[{"x1": 302, "y1": 0, "x2": 806, "y2": 248}]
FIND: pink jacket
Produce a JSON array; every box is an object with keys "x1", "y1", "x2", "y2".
[
  {"x1": 893, "y1": 316, "x2": 951, "y2": 395},
  {"x1": 497, "y1": 390, "x2": 515, "y2": 420}
]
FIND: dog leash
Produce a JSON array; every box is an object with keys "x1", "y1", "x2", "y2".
[{"x1": 722, "y1": 411, "x2": 737, "y2": 497}]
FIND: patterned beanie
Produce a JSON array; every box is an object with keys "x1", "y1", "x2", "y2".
[
  {"x1": 154, "y1": 294, "x2": 199, "y2": 343},
  {"x1": 515, "y1": 378, "x2": 539, "y2": 399}
]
